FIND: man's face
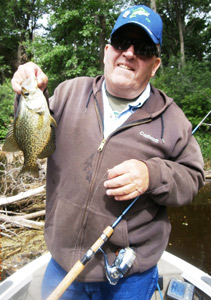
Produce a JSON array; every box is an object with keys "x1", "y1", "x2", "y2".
[{"x1": 104, "y1": 26, "x2": 161, "y2": 99}]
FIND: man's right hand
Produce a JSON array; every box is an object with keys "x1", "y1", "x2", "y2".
[{"x1": 11, "y1": 62, "x2": 48, "y2": 94}]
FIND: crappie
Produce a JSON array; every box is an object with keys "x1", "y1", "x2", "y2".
[{"x1": 3, "y1": 77, "x2": 57, "y2": 177}]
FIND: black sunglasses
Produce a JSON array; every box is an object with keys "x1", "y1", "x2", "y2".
[{"x1": 110, "y1": 35, "x2": 159, "y2": 57}]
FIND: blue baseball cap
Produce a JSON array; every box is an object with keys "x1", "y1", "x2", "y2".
[{"x1": 111, "y1": 5, "x2": 163, "y2": 46}]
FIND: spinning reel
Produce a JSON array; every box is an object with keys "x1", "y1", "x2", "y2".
[{"x1": 99, "y1": 247, "x2": 136, "y2": 285}]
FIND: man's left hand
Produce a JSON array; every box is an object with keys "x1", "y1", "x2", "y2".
[{"x1": 104, "y1": 159, "x2": 149, "y2": 201}]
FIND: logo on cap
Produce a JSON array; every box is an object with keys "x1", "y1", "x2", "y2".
[{"x1": 123, "y1": 7, "x2": 150, "y2": 22}]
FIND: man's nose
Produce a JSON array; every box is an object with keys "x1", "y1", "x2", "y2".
[{"x1": 122, "y1": 45, "x2": 136, "y2": 58}]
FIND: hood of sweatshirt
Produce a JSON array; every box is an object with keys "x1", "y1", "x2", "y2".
[
  {"x1": 91, "y1": 75, "x2": 173, "y2": 119},
  {"x1": 90, "y1": 75, "x2": 174, "y2": 142}
]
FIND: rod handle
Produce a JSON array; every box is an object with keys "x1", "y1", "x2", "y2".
[
  {"x1": 91, "y1": 226, "x2": 114, "y2": 252},
  {"x1": 46, "y1": 260, "x2": 85, "y2": 300},
  {"x1": 46, "y1": 226, "x2": 113, "y2": 300}
]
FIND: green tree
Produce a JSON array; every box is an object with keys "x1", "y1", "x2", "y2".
[
  {"x1": 0, "y1": 80, "x2": 14, "y2": 139},
  {"x1": 0, "y1": 0, "x2": 210, "y2": 160},
  {"x1": 31, "y1": 0, "x2": 152, "y2": 93},
  {"x1": 0, "y1": 1, "x2": 18, "y2": 82},
  {"x1": 157, "y1": 0, "x2": 211, "y2": 67},
  {"x1": 152, "y1": 58, "x2": 211, "y2": 127},
  {"x1": 0, "y1": 0, "x2": 50, "y2": 82}
]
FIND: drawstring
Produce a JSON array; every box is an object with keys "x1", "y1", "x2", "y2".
[
  {"x1": 161, "y1": 114, "x2": 165, "y2": 143},
  {"x1": 85, "y1": 89, "x2": 93, "y2": 113}
]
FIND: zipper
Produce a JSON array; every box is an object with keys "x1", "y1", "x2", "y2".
[
  {"x1": 77, "y1": 93, "x2": 152, "y2": 248},
  {"x1": 97, "y1": 119, "x2": 152, "y2": 153},
  {"x1": 98, "y1": 139, "x2": 106, "y2": 151},
  {"x1": 118, "y1": 119, "x2": 152, "y2": 131},
  {"x1": 77, "y1": 148, "x2": 103, "y2": 248},
  {"x1": 76, "y1": 97, "x2": 105, "y2": 248}
]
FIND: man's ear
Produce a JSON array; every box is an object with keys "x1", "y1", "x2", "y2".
[
  {"x1": 103, "y1": 44, "x2": 110, "y2": 64},
  {"x1": 151, "y1": 57, "x2": 161, "y2": 77}
]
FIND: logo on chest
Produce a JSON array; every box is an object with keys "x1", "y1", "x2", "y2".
[{"x1": 139, "y1": 131, "x2": 159, "y2": 143}]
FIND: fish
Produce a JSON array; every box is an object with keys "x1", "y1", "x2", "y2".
[{"x1": 2, "y1": 77, "x2": 57, "y2": 177}]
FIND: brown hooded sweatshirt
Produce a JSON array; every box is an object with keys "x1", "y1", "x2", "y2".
[{"x1": 40, "y1": 75, "x2": 204, "y2": 281}]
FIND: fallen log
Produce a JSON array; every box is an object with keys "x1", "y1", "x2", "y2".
[
  {"x1": 204, "y1": 170, "x2": 211, "y2": 179},
  {"x1": 0, "y1": 185, "x2": 46, "y2": 206},
  {"x1": 15, "y1": 210, "x2": 45, "y2": 220},
  {"x1": 0, "y1": 214, "x2": 44, "y2": 229}
]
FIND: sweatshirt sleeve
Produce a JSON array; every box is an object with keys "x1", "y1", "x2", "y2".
[{"x1": 145, "y1": 133, "x2": 205, "y2": 207}]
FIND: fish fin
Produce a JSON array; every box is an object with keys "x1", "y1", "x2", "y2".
[
  {"x1": 19, "y1": 165, "x2": 40, "y2": 178},
  {"x1": 50, "y1": 116, "x2": 57, "y2": 128},
  {"x1": 38, "y1": 127, "x2": 56, "y2": 159},
  {"x1": 2, "y1": 126, "x2": 20, "y2": 152}
]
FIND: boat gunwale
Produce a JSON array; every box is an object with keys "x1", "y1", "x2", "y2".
[{"x1": 0, "y1": 251, "x2": 210, "y2": 299}]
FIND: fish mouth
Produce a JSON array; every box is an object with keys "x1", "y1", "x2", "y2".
[{"x1": 117, "y1": 64, "x2": 135, "y2": 71}]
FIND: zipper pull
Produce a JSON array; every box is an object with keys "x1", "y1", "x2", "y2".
[{"x1": 98, "y1": 139, "x2": 106, "y2": 152}]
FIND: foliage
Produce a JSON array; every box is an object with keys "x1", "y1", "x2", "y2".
[
  {"x1": 156, "y1": 0, "x2": 211, "y2": 66},
  {"x1": 30, "y1": 0, "x2": 155, "y2": 94},
  {"x1": 0, "y1": 2, "x2": 19, "y2": 82},
  {"x1": 0, "y1": 0, "x2": 50, "y2": 81},
  {"x1": 151, "y1": 58, "x2": 211, "y2": 127},
  {"x1": 0, "y1": 80, "x2": 15, "y2": 140},
  {"x1": 151, "y1": 58, "x2": 211, "y2": 165},
  {"x1": 195, "y1": 131, "x2": 211, "y2": 168},
  {"x1": 0, "y1": 0, "x2": 210, "y2": 162}
]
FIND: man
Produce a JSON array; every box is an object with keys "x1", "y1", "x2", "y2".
[{"x1": 11, "y1": 5, "x2": 204, "y2": 300}]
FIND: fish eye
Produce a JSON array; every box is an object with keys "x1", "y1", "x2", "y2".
[{"x1": 24, "y1": 92, "x2": 29, "y2": 96}]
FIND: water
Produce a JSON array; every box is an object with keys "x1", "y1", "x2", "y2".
[{"x1": 167, "y1": 182, "x2": 211, "y2": 275}]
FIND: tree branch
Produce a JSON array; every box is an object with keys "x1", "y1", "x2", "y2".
[{"x1": 0, "y1": 185, "x2": 46, "y2": 206}]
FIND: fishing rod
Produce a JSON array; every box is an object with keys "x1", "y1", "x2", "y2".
[
  {"x1": 192, "y1": 110, "x2": 211, "y2": 134},
  {"x1": 47, "y1": 195, "x2": 140, "y2": 300}
]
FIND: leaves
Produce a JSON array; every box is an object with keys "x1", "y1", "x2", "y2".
[
  {"x1": 0, "y1": 80, "x2": 14, "y2": 139},
  {"x1": 152, "y1": 59, "x2": 211, "y2": 122},
  {"x1": 151, "y1": 58, "x2": 211, "y2": 162}
]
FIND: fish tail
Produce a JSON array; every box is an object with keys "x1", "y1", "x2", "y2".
[{"x1": 19, "y1": 164, "x2": 40, "y2": 178}]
